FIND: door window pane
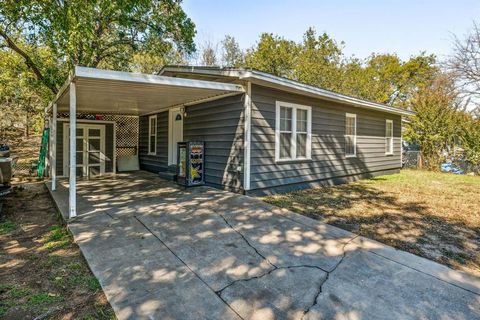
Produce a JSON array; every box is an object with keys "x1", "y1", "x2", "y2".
[
  {"x1": 76, "y1": 139, "x2": 83, "y2": 151},
  {"x1": 89, "y1": 128, "x2": 101, "y2": 137},
  {"x1": 88, "y1": 166, "x2": 101, "y2": 177},
  {"x1": 89, "y1": 152, "x2": 101, "y2": 164},
  {"x1": 76, "y1": 151, "x2": 83, "y2": 165},
  {"x1": 88, "y1": 139, "x2": 100, "y2": 151}
]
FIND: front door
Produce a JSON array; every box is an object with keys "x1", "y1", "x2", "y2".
[
  {"x1": 64, "y1": 123, "x2": 106, "y2": 177},
  {"x1": 168, "y1": 107, "x2": 184, "y2": 165}
]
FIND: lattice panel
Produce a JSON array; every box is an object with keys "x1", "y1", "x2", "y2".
[
  {"x1": 57, "y1": 113, "x2": 139, "y2": 157},
  {"x1": 102, "y1": 115, "x2": 139, "y2": 157}
]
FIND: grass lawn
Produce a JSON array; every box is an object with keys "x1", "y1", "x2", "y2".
[
  {"x1": 262, "y1": 169, "x2": 480, "y2": 277},
  {"x1": 0, "y1": 183, "x2": 115, "y2": 319}
]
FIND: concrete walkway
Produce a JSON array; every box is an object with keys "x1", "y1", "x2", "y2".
[{"x1": 47, "y1": 172, "x2": 480, "y2": 320}]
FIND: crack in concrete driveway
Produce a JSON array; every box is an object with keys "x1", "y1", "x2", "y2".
[{"x1": 48, "y1": 172, "x2": 480, "y2": 320}]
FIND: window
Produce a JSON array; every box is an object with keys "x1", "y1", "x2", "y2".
[
  {"x1": 345, "y1": 113, "x2": 356, "y2": 157},
  {"x1": 148, "y1": 115, "x2": 157, "y2": 155},
  {"x1": 385, "y1": 119, "x2": 393, "y2": 155},
  {"x1": 275, "y1": 101, "x2": 311, "y2": 162}
]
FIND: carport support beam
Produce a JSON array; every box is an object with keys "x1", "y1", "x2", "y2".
[
  {"x1": 52, "y1": 103, "x2": 57, "y2": 191},
  {"x1": 69, "y1": 82, "x2": 77, "y2": 218}
]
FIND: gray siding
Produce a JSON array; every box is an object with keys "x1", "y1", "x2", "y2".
[
  {"x1": 249, "y1": 85, "x2": 402, "y2": 194},
  {"x1": 138, "y1": 111, "x2": 169, "y2": 172},
  {"x1": 183, "y1": 94, "x2": 245, "y2": 192},
  {"x1": 56, "y1": 120, "x2": 115, "y2": 176}
]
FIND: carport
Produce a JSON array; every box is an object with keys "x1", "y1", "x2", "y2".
[{"x1": 47, "y1": 66, "x2": 244, "y2": 218}]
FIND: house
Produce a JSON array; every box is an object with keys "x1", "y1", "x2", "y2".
[{"x1": 47, "y1": 66, "x2": 414, "y2": 218}]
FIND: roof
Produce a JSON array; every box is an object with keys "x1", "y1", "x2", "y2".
[
  {"x1": 50, "y1": 66, "x2": 244, "y2": 115},
  {"x1": 160, "y1": 65, "x2": 415, "y2": 117}
]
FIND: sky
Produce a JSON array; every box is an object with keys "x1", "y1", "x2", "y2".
[{"x1": 182, "y1": 0, "x2": 480, "y2": 61}]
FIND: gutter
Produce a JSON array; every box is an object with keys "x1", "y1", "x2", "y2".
[{"x1": 160, "y1": 66, "x2": 416, "y2": 117}]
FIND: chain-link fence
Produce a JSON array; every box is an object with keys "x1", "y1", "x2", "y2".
[{"x1": 402, "y1": 151, "x2": 420, "y2": 168}]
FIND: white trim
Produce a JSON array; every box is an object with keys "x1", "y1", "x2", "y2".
[
  {"x1": 148, "y1": 115, "x2": 157, "y2": 155},
  {"x1": 57, "y1": 118, "x2": 116, "y2": 125},
  {"x1": 160, "y1": 66, "x2": 415, "y2": 117},
  {"x1": 385, "y1": 119, "x2": 394, "y2": 155},
  {"x1": 69, "y1": 82, "x2": 77, "y2": 218},
  {"x1": 168, "y1": 107, "x2": 184, "y2": 165},
  {"x1": 75, "y1": 66, "x2": 244, "y2": 92},
  {"x1": 52, "y1": 103, "x2": 57, "y2": 191},
  {"x1": 63, "y1": 122, "x2": 107, "y2": 177},
  {"x1": 243, "y1": 82, "x2": 252, "y2": 191},
  {"x1": 345, "y1": 113, "x2": 357, "y2": 158},
  {"x1": 275, "y1": 101, "x2": 312, "y2": 163}
]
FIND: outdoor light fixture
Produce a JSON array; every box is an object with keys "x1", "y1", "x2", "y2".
[{"x1": 180, "y1": 106, "x2": 187, "y2": 118}]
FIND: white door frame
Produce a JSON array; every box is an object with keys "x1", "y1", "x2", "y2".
[
  {"x1": 168, "y1": 107, "x2": 184, "y2": 165},
  {"x1": 63, "y1": 122, "x2": 106, "y2": 177}
]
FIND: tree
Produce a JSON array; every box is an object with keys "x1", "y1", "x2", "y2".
[
  {"x1": 293, "y1": 27, "x2": 344, "y2": 92},
  {"x1": 447, "y1": 21, "x2": 480, "y2": 100},
  {"x1": 404, "y1": 74, "x2": 461, "y2": 169},
  {"x1": 0, "y1": 0, "x2": 196, "y2": 94},
  {"x1": 0, "y1": 48, "x2": 49, "y2": 137},
  {"x1": 199, "y1": 40, "x2": 218, "y2": 66},
  {"x1": 460, "y1": 116, "x2": 480, "y2": 172},
  {"x1": 221, "y1": 35, "x2": 244, "y2": 67},
  {"x1": 244, "y1": 33, "x2": 299, "y2": 78}
]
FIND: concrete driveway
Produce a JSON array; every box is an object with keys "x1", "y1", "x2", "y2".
[{"x1": 47, "y1": 172, "x2": 480, "y2": 320}]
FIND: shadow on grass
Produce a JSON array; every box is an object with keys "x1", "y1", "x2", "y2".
[{"x1": 263, "y1": 181, "x2": 480, "y2": 276}]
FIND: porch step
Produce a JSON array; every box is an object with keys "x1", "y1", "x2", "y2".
[{"x1": 158, "y1": 171, "x2": 177, "y2": 182}]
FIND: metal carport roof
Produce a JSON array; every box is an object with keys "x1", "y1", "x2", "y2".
[{"x1": 52, "y1": 66, "x2": 245, "y2": 115}]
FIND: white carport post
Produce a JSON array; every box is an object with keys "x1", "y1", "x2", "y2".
[
  {"x1": 51, "y1": 103, "x2": 57, "y2": 191},
  {"x1": 69, "y1": 82, "x2": 77, "y2": 218}
]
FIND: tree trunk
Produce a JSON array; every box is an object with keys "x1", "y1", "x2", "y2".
[{"x1": 25, "y1": 113, "x2": 30, "y2": 138}]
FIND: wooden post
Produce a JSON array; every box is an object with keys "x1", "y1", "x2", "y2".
[{"x1": 69, "y1": 83, "x2": 77, "y2": 218}]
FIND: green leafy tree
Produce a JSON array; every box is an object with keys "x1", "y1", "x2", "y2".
[
  {"x1": 460, "y1": 117, "x2": 480, "y2": 171},
  {"x1": 0, "y1": 0, "x2": 196, "y2": 94},
  {"x1": 244, "y1": 33, "x2": 299, "y2": 78},
  {"x1": 404, "y1": 74, "x2": 460, "y2": 169},
  {"x1": 293, "y1": 27, "x2": 344, "y2": 92},
  {"x1": 221, "y1": 35, "x2": 244, "y2": 67},
  {"x1": 0, "y1": 48, "x2": 50, "y2": 137}
]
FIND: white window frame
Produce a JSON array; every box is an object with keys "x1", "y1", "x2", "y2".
[
  {"x1": 345, "y1": 113, "x2": 357, "y2": 158},
  {"x1": 385, "y1": 119, "x2": 394, "y2": 155},
  {"x1": 148, "y1": 115, "x2": 157, "y2": 155},
  {"x1": 275, "y1": 101, "x2": 312, "y2": 162}
]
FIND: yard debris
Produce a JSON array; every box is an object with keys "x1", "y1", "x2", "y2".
[{"x1": 441, "y1": 162, "x2": 465, "y2": 174}]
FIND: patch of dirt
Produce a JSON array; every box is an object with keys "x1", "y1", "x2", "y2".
[{"x1": 0, "y1": 182, "x2": 115, "y2": 319}]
